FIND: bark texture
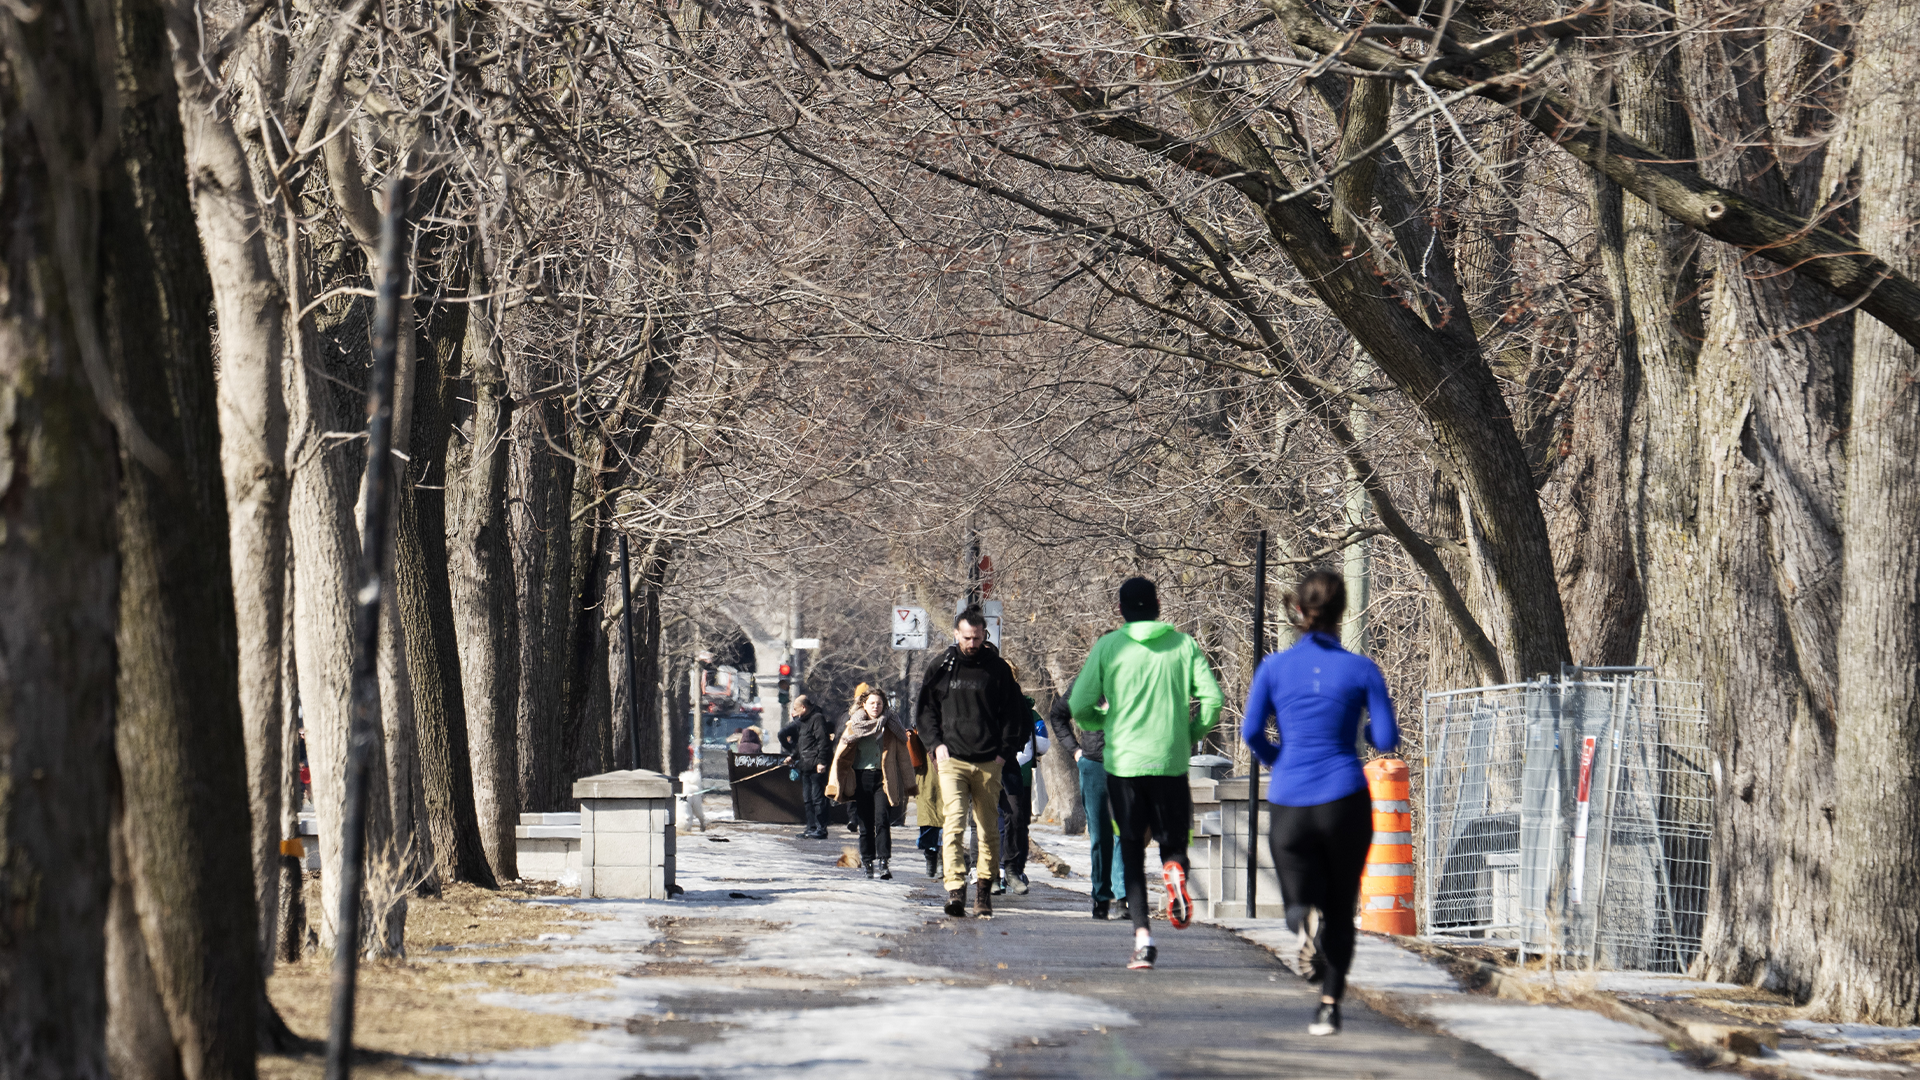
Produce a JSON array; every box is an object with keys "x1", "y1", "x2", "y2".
[
  {"x1": 447, "y1": 266, "x2": 520, "y2": 880},
  {"x1": 393, "y1": 229, "x2": 494, "y2": 887},
  {"x1": 510, "y1": 386, "x2": 576, "y2": 812},
  {"x1": 0, "y1": 3, "x2": 123, "y2": 1073},
  {"x1": 102, "y1": 0, "x2": 261, "y2": 1067},
  {"x1": 1817, "y1": 0, "x2": 1920, "y2": 1022},
  {"x1": 159, "y1": 0, "x2": 289, "y2": 978}
]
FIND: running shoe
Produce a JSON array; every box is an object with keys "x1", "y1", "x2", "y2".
[
  {"x1": 1296, "y1": 907, "x2": 1325, "y2": 983},
  {"x1": 944, "y1": 889, "x2": 967, "y2": 918},
  {"x1": 991, "y1": 872, "x2": 1008, "y2": 895},
  {"x1": 1128, "y1": 944, "x2": 1157, "y2": 970},
  {"x1": 1162, "y1": 861, "x2": 1192, "y2": 929},
  {"x1": 1115, "y1": 898, "x2": 1131, "y2": 922},
  {"x1": 1308, "y1": 1002, "x2": 1340, "y2": 1036}
]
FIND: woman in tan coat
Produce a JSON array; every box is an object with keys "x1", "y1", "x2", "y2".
[{"x1": 826, "y1": 688, "x2": 917, "y2": 879}]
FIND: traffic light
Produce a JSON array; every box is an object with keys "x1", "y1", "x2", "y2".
[{"x1": 777, "y1": 662, "x2": 792, "y2": 704}]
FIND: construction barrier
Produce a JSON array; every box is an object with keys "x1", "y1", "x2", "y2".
[{"x1": 1360, "y1": 757, "x2": 1416, "y2": 935}]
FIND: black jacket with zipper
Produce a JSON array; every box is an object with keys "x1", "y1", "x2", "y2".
[
  {"x1": 915, "y1": 641, "x2": 1026, "y2": 764},
  {"x1": 1044, "y1": 688, "x2": 1105, "y2": 762},
  {"x1": 792, "y1": 705, "x2": 831, "y2": 770}
]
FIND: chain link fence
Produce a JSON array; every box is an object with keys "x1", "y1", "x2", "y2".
[{"x1": 1420, "y1": 668, "x2": 1711, "y2": 971}]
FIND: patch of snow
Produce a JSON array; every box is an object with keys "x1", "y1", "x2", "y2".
[
  {"x1": 1785, "y1": 1021, "x2": 1920, "y2": 1048},
  {"x1": 427, "y1": 823, "x2": 1132, "y2": 1079},
  {"x1": 440, "y1": 983, "x2": 1128, "y2": 1080},
  {"x1": 1423, "y1": 1001, "x2": 1702, "y2": 1080},
  {"x1": 1774, "y1": 1049, "x2": 1914, "y2": 1079}
]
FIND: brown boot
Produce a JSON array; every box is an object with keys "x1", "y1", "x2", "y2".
[
  {"x1": 975, "y1": 879, "x2": 994, "y2": 918},
  {"x1": 944, "y1": 889, "x2": 966, "y2": 918}
]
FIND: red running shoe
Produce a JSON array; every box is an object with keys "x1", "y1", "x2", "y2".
[{"x1": 1163, "y1": 861, "x2": 1193, "y2": 929}]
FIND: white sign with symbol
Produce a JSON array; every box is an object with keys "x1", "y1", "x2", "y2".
[
  {"x1": 952, "y1": 599, "x2": 1003, "y2": 648},
  {"x1": 791, "y1": 637, "x2": 821, "y2": 650},
  {"x1": 892, "y1": 606, "x2": 928, "y2": 650}
]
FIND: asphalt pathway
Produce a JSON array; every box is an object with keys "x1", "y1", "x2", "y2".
[{"x1": 893, "y1": 872, "x2": 1534, "y2": 1079}]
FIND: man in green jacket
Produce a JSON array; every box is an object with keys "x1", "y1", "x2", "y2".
[{"x1": 1070, "y1": 576, "x2": 1223, "y2": 970}]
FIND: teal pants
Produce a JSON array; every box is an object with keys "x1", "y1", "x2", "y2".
[{"x1": 1077, "y1": 757, "x2": 1129, "y2": 903}]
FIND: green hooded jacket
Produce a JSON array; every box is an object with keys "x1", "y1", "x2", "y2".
[{"x1": 1068, "y1": 620, "x2": 1224, "y2": 778}]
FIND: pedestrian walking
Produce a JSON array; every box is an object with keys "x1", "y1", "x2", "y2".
[
  {"x1": 826, "y1": 688, "x2": 917, "y2": 879},
  {"x1": 786, "y1": 695, "x2": 832, "y2": 839},
  {"x1": 996, "y1": 685, "x2": 1047, "y2": 895},
  {"x1": 1242, "y1": 569, "x2": 1399, "y2": 1037},
  {"x1": 1045, "y1": 686, "x2": 1129, "y2": 919},
  {"x1": 1069, "y1": 577, "x2": 1223, "y2": 970},
  {"x1": 908, "y1": 718, "x2": 944, "y2": 877},
  {"x1": 918, "y1": 605, "x2": 1028, "y2": 919}
]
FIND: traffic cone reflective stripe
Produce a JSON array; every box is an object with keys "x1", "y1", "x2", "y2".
[{"x1": 1359, "y1": 758, "x2": 1417, "y2": 935}]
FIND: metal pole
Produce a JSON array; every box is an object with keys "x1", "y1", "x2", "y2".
[
  {"x1": 1248, "y1": 529, "x2": 1267, "y2": 919},
  {"x1": 325, "y1": 173, "x2": 411, "y2": 1080},
  {"x1": 966, "y1": 529, "x2": 981, "y2": 607},
  {"x1": 617, "y1": 533, "x2": 640, "y2": 770}
]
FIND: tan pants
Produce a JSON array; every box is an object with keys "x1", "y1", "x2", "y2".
[{"x1": 938, "y1": 757, "x2": 1002, "y2": 890}]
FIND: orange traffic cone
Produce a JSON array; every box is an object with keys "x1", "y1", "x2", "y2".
[{"x1": 1360, "y1": 757, "x2": 1416, "y2": 935}]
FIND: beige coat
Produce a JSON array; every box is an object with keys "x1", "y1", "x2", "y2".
[{"x1": 826, "y1": 718, "x2": 918, "y2": 808}]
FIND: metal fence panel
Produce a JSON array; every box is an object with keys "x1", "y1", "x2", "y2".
[{"x1": 1420, "y1": 671, "x2": 1710, "y2": 972}]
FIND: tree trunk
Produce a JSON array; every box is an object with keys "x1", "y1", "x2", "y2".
[
  {"x1": 287, "y1": 239, "x2": 405, "y2": 955},
  {"x1": 0, "y1": 6, "x2": 123, "y2": 1075},
  {"x1": 509, "y1": 384, "x2": 576, "y2": 813},
  {"x1": 628, "y1": 540, "x2": 671, "y2": 773},
  {"x1": 160, "y1": 0, "x2": 291, "y2": 984},
  {"x1": 107, "y1": 807, "x2": 181, "y2": 1080},
  {"x1": 1817, "y1": 0, "x2": 1920, "y2": 1021},
  {"x1": 101, "y1": 0, "x2": 260, "y2": 1067},
  {"x1": 1038, "y1": 654, "x2": 1087, "y2": 835},
  {"x1": 448, "y1": 263, "x2": 520, "y2": 880},
  {"x1": 394, "y1": 233, "x2": 495, "y2": 887}
]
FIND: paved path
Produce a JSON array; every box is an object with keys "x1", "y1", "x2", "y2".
[{"x1": 894, "y1": 873, "x2": 1533, "y2": 1079}]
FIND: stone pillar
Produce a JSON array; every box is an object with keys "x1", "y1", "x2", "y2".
[{"x1": 574, "y1": 770, "x2": 677, "y2": 898}]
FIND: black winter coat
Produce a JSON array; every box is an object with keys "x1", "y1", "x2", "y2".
[
  {"x1": 916, "y1": 641, "x2": 1026, "y2": 764},
  {"x1": 1045, "y1": 690, "x2": 1105, "y2": 762},
  {"x1": 792, "y1": 705, "x2": 831, "y2": 769}
]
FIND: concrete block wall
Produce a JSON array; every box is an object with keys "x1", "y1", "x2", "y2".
[
  {"x1": 516, "y1": 812, "x2": 582, "y2": 882},
  {"x1": 574, "y1": 770, "x2": 677, "y2": 899},
  {"x1": 1198, "y1": 777, "x2": 1286, "y2": 919}
]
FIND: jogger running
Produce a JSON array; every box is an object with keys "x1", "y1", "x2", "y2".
[
  {"x1": 1242, "y1": 569, "x2": 1400, "y2": 1036},
  {"x1": 1069, "y1": 576, "x2": 1223, "y2": 970}
]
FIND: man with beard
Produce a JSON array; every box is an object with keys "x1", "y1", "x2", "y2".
[{"x1": 917, "y1": 606, "x2": 1027, "y2": 918}]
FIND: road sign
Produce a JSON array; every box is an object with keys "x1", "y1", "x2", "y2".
[
  {"x1": 892, "y1": 606, "x2": 928, "y2": 650},
  {"x1": 791, "y1": 637, "x2": 821, "y2": 650},
  {"x1": 951, "y1": 599, "x2": 1002, "y2": 647}
]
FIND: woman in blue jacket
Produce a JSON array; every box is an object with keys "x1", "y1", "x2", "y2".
[{"x1": 1243, "y1": 569, "x2": 1399, "y2": 1037}]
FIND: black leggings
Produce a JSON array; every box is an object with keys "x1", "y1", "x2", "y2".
[
  {"x1": 852, "y1": 769, "x2": 892, "y2": 863},
  {"x1": 1110, "y1": 774, "x2": 1191, "y2": 932},
  {"x1": 1268, "y1": 789, "x2": 1371, "y2": 1002}
]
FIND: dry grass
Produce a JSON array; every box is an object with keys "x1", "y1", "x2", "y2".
[{"x1": 261, "y1": 879, "x2": 617, "y2": 1078}]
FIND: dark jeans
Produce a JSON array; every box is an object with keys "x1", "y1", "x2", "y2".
[
  {"x1": 800, "y1": 769, "x2": 828, "y2": 836},
  {"x1": 1268, "y1": 789, "x2": 1372, "y2": 1002},
  {"x1": 852, "y1": 769, "x2": 893, "y2": 864},
  {"x1": 1109, "y1": 773, "x2": 1191, "y2": 932},
  {"x1": 1076, "y1": 757, "x2": 1128, "y2": 902},
  {"x1": 997, "y1": 762, "x2": 1030, "y2": 876}
]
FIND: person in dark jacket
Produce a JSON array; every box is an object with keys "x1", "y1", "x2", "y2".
[
  {"x1": 917, "y1": 606, "x2": 1027, "y2": 919},
  {"x1": 1046, "y1": 686, "x2": 1130, "y2": 919},
  {"x1": 785, "y1": 695, "x2": 832, "y2": 839}
]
